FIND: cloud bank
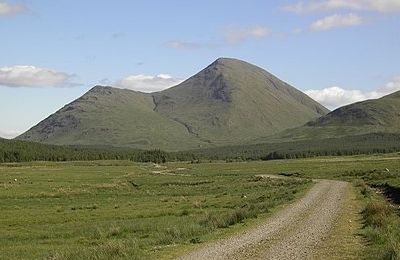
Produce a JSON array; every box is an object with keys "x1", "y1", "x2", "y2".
[
  {"x1": 0, "y1": 65, "x2": 77, "y2": 88},
  {"x1": 283, "y1": 0, "x2": 400, "y2": 14},
  {"x1": 165, "y1": 25, "x2": 271, "y2": 50},
  {"x1": 311, "y1": 13, "x2": 364, "y2": 31},
  {"x1": 305, "y1": 77, "x2": 400, "y2": 109},
  {"x1": 0, "y1": 1, "x2": 27, "y2": 16},
  {"x1": 223, "y1": 26, "x2": 272, "y2": 45},
  {"x1": 0, "y1": 129, "x2": 21, "y2": 139},
  {"x1": 116, "y1": 74, "x2": 183, "y2": 92},
  {"x1": 164, "y1": 41, "x2": 217, "y2": 50}
]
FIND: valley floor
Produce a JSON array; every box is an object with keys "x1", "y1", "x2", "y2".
[{"x1": 1, "y1": 154, "x2": 399, "y2": 259}]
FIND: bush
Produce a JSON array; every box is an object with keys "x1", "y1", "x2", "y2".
[
  {"x1": 135, "y1": 149, "x2": 168, "y2": 163},
  {"x1": 363, "y1": 201, "x2": 392, "y2": 228}
]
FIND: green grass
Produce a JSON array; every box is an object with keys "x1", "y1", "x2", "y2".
[
  {"x1": 0, "y1": 160, "x2": 310, "y2": 259},
  {"x1": 353, "y1": 181, "x2": 400, "y2": 259},
  {"x1": 1, "y1": 154, "x2": 400, "y2": 259}
]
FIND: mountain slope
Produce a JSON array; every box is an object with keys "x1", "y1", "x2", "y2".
[
  {"x1": 268, "y1": 90, "x2": 400, "y2": 142},
  {"x1": 153, "y1": 58, "x2": 328, "y2": 145},
  {"x1": 17, "y1": 58, "x2": 328, "y2": 150},
  {"x1": 17, "y1": 86, "x2": 204, "y2": 150}
]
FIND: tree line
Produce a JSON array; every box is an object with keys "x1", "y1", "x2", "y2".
[
  {"x1": 0, "y1": 139, "x2": 171, "y2": 164},
  {"x1": 174, "y1": 133, "x2": 400, "y2": 161},
  {"x1": 1, "y1": 133, "x2": 400, "y2": 163}
]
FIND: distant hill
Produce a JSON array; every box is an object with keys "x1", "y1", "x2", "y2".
[
  {"x1": 16, "y1": 58, "x2": 328, "y2": 150},
  {"x1": 264, "y1": 90, "x2": 400, "y2": 142},
  {"x1": 17, "y1": 87, "x2": 200, "y2": 151}
]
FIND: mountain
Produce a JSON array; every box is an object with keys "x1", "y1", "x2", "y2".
[
  {"x1": 153, "y1": 58, "x2": 328, "y2": 146},
  {"x1": 269, "y1": 90, "x2": 400, "y2": 142},
  {"x1": 17, "y1": 58, "x2": 329, "y2": 150},
  {"x1": 17, "y1": 87, "x2": 202, "y2": 151}
]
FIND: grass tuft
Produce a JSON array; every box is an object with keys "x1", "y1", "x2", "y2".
[{"x1": 361, "y1": 199, "x2": 400, "y2": 259}]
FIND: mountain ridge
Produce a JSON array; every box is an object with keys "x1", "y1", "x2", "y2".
[
  {"x1": 261, "y1": 90, "x2": 400, "y2": 143},
  {"x1": 17, "y1": 57, "x2": 329, "y2": 150}
]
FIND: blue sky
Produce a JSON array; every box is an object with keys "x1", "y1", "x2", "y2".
[{"x1": 1, "y1": 0, "x2": 400, "y2": 138}]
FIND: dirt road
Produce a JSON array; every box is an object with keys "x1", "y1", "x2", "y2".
[{"x1": 180, "y1": 179, "x2": 348, "y2": 260}]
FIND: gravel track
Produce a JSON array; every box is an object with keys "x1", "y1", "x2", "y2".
[{"x1": 179, "y1": 179, "x2": 348, "y2": 260}]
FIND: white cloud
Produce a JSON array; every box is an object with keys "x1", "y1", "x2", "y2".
[
  {"x1": 305, "y1": 77, "x2": 400, "y2": 109},
  {"x1": 0, "y1": 65, "x2": 77, "y2": 88},
  {"x1": 116, "y1": 74, "x2": 183, "y2": 92},
  {"x1": 0, "y1": 129, "x2": 21, "y2": 139},
  {"x1": 224, "y1": 26, "x2": 272, "y2": 45},
  {"x1": 283, "y1": 0, "x2": 400, "y2": 14},
  {"x1": 311, "y1": 13, "x2": 363, "y2": 31},
  {"x1": 0, "y1": 1, "x2": 27, "y2": 16},
  {"x1": 305, "y1": 86, "x2": 379, "y2": 108},
  {"x1": 165, "y1": 25, "x2": 271, "y2": 50},
  {"x1": 164, "y1": 41, "x2": 217, "y2": 50},
  {"x1": 382, "y1": 77, "x2": 400, "y2": 93}
]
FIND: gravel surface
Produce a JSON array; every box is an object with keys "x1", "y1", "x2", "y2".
[{"x1": 179, "y1": 179, "x2": 348, "y2": 260}]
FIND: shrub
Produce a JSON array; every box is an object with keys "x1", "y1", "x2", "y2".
[
  {"x1": 354, "y1": 179, "x2": 371, "y2": 198},
  {"x1": 363, "y1": 201, "x2": 392, "y2": 228}
]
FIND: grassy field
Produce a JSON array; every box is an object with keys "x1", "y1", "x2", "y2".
[
  {"x1": 1, "y1": 154, "x2": 399, "y2": 259},
  {"x1": 0, "y1": 161, "x2": 311, "y2": 259}
]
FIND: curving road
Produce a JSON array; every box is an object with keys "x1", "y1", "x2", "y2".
[{"x1": 179, "y1": 178, "x2": 348, "y2": 260}]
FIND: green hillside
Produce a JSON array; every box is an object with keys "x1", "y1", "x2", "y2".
[
  {"x1": 17, "y1": 58, "x2": 328, "y2": 150},
  {"x1": 17, "y1": 86, "x2": 204, "y2": 150},
  {"x1": 263, "y1": 90, "x2": 400, "y2": 142},
  {"x1": 186, "y1": 91, "x2": 400, "y2": 161},
  {"x1": 154, "y1": 58, "x2": 328, "y2": 145},
  {"x1": 308, "y1": 91, "x2": 400, "y2": 128}
]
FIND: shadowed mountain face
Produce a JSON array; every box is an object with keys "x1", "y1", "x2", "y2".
[
  {"x1": 17, "y1": 58, "x2": 329, "y2": 151},
  {"x1": 267, "y1": 90, "x2": 400, "y2": 142}
]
